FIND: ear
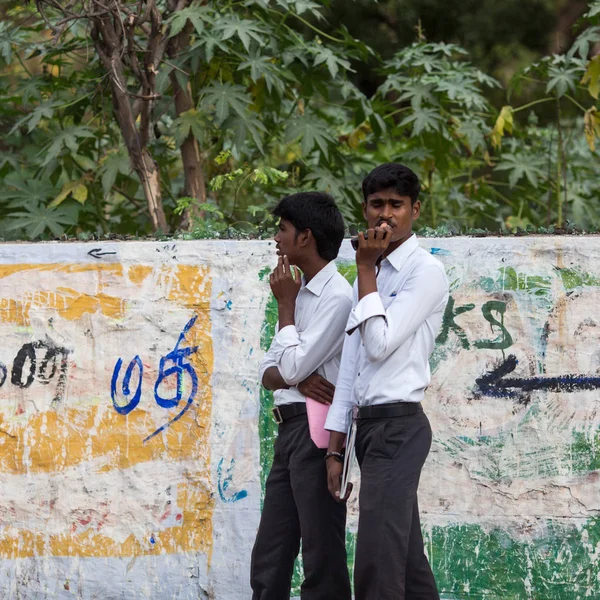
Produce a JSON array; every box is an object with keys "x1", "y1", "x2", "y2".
[
  {"x1": 298, "y1": 228, "x2": 312, "y2": 248},
  {"x1": 412, "y1": 200, "x2": 421, "y2": 220}
]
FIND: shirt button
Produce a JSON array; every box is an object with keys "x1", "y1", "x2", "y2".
[{"x1": 358, "y1": 372, "x2": 360, "y2": 376}]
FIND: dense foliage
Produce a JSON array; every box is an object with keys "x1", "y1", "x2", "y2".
[{"x1": 0, "y1": 0, "x2": 599, "y2": 239}]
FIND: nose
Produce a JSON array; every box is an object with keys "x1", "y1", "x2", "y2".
[
  {"x1": 380, "y1": 202, "x2": 392, "y2": 218},
  {"x1": 274, "y1": 232, "x2": 280, "y2": 243}
]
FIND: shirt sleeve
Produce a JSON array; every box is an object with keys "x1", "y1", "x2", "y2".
[
  {"x1": 324, "y1": 326, "x2": 360, "y2": 433},
  {"x1": 347, "y1": 263, "x2": 449, "y2": 363},
  {"x1": 268, "y1": 293, "x2": 352, "y2": 386}
]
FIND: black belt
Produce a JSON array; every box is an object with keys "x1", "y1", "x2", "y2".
[
  {"x1": 272, "y1": 402, "x2": 307, "y2": 424},
  {"x1": 357, "y1": 402, "x2": 420, "y2": 419}
]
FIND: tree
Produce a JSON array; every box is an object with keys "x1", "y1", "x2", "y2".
[{"x1": 0, "y1": 0, "x2": 374, "y2": 236}]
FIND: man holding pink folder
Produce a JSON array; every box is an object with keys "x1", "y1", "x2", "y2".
[{"x1": 251, "y1": 192, "x2": 353, "y2": 600}]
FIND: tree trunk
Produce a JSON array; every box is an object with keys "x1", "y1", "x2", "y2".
[
  {"x1": 92, "y1": 20, "x2": 168, "y2": 232},
  {"x1": 169, "y1": 26, "x2": 206, "y2": 230},
  {"x1": 550, "y1": 1, "x2": 587, "y2": 54}
]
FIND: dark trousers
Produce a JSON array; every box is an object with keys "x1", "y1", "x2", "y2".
[
  {"x1": 251, "y1": 413, "x2": 351, "y2": 600},
  {"x1": 354, "y1": 405, "x2": 439, "y2": 600}
]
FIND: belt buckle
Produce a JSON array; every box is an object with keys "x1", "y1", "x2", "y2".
[{"x1": 272, "y1": 406, "x2": 283, "y2": 424}]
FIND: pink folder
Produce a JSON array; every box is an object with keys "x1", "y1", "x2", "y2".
[{"x1": 306, "y1": 397, "x2": 331, "y2": 448}]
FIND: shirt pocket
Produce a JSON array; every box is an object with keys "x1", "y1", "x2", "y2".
[{"x1": 381, "y1": 294, "x2": 396, "y2": 310}]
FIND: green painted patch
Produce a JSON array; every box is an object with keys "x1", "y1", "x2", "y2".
[
  {"x1": 557, "y1": 267, "x2": 600, "y2": 290},
  {"x1": 431, "y1": 517, "x2": 600, "y2": 599},
  {"x1": 479, "y1": 267, "x2": 552, "y2": 297}
]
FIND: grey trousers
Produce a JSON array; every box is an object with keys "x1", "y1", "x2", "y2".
[
  {"x1": 354, "y1": 405, "x2": 440, "y2": 600},
  {"x1": 250, "y1": 413, "x2": 351, "y2": 600}
]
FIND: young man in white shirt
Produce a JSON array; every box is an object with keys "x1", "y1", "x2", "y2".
[
  {"x1": 251, "y1": 192, "x2": 353, "y2": 600},
  {"x1": 325, "y1": 164, "x2": 449, "y2": 600}
]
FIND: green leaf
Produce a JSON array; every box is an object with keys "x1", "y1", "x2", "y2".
[
  {"x1": 0, "y1": 174, "x2": 57, "y2": 207},
  {"x1": 227, "y1": 114, "x2": 267, "y2": 154},
  {"x1": 586, "y1": 1, "x2": 600, "y2": 18},
  {"x1": 7, "y1": 204, "x2": 78, "y2": 239},
  {"x1": 495, "y1": 152, "x2": 546, "y2": 188},
  {"x1": 312, "y1": 46, "x2": 352, "y2": 79},
  {"x1": 285, "y1": 115, "x2": 336, "y2": 158},
  {"x1": 41, "y1": 125, "x2": 96, "y2": 166},
  {"x1": 250, "y1": 166, "x2": 289, "y2": 185},
  {"x1": 98, "y1": 147, "x2": 131, "y2": 196},
  {"x1": 200, "y1": 82, "x2": 252, "y2": 125},
  {"x1": 398, "y1": 82, "x2": 436, "y2": 109},
  {"x1": 10, "y1": 101, "x2": 59, "y2": 134},
  {"x1": 289, "y1": 0, "x2": 324, "y2": 20},
  {"x1": 569, "y1": 27, "x2": 600, "y2": 59},
  {"x1": 0, "y1": 22, "x2": 27, "y2": 64},
  {"x1": 172, "y1": 108, "x2": 206, "y2": 145},
  {"x1": 546, "y1": 65, "x2": 580, "y2": 97},
  {"x1": 399, "y1": 109, "x2": 443, "y2": 135},
  {"x1": 237, "y1": 50, "x2": 284, "y2": 94},
  {"x1": 194, "y1": 31, "x2": 229, "y2": 64},
  {"x1": 216, "y1": 17, "x2": 266, "y2": 52},
  {"x1": 166, "y1": 6, "x2": 212, "y2": 38},
  {"x1": 456, "y1": 119, "x2": 487, "y2": 153}
]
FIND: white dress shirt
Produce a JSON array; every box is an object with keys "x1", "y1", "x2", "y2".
[
  {"x1": 325, "y1": 234, "x2": 449, "y2": 433},
  {"x1": 259, "y1": 261, "x2": 353, "y2": 406}
]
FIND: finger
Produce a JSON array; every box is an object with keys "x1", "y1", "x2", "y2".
[
  {"x1": 293, "y1": 266, "x2": 302, "y2": 282},
  {"x1": 310, "y1": 388, "x2": 331, "y2": 404},
  {"x1": 312, "y1": 394, "x2": 331, "y2": 405},
  {"x1": 341, "y1": 481, "x2": 353, "y2": 502},
  {"x1": 318, "y1": 377, "x2": 335, "y2": 392},
  {"x1": 283, "y1": 255, "x2": 291, "y2": 276},
  {"x1": 357, "y1": 231, "x2": 366, "y2": 248},
  {"x1": 316, "y1": 383, "x2": 334, "y2": 402},
  {"x1": 277, "y1": 255, "x2": 284, "y2": 275},
  {"x1": 366, "y1": 228, "x2": 375, "y2": 243},
  {"x1": 328, "y1": 474, "x2": 342, "y2": 501}
]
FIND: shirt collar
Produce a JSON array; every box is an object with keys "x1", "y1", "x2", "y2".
[
  {"x1": 384, "y1": 234, "x2": 419, "y2": 272},
  {"x1": 303, "y1": 261, "x2": 338, "y2": 296}
]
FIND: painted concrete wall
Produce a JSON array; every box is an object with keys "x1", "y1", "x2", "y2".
[{"x1": 0, "y1": 237, "x2": 599, "y2": 599}]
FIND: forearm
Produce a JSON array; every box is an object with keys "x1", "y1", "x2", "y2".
[
  {"x1": 261, "y1": 366, "x2": 291, "y2": 391},
  {"x1": 277, "y1": 301, "x2": 295, "y2": 328},
  {"x1": 327, "y1": 431, "x2": 347, "y2": 454}
]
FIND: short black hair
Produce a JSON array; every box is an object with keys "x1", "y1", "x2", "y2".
[
  {"x1": 362, "y1": 163, "x2": 421, "y2": 205},
  {"x1": 272, "y1": 192, "x2": 345, "y2": 261}
]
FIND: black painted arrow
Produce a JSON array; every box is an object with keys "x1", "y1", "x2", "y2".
[
  {"x1": 476, "y1": 354, "x2": 600, "y2": 403},
  {"x1": 88, "y1": 248, "x2": 117, "y2": 259}
]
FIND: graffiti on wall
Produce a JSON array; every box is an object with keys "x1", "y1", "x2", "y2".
[
  {"x1": 1, "y1": 238, "x2": 600, "y2": 598},
  {"x1": 0, "y1": 253, "x2": 214, "y2": 563},
  {"x1": 258, "y1": 242, "x2": 600, "y2": 599}
]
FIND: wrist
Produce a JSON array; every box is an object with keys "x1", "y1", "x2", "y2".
[
  {"x1": 277, "y1": 304, "x2": 295, "y2": 326},
  {"x1": 356, "y1": 261, "x2": 377, "y2": 272},
  {"x1": 325, "y1": 451, "x2": 344, "y2": 463}
]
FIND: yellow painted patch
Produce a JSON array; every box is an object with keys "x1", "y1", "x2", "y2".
[
  {"x1": 0, "y1": 261, "x2": 213, "y2": 559},
  {"x1": 0, "y1": 289, "x2": 126, "y2": 325},
  {"x1": 127, "y1": 265, "x2": 153, "y2": 285}
]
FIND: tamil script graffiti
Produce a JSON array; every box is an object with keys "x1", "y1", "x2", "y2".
[
  {"x1": 111, "y1": 315, "x2": 199, "y2": 443},
  {"x1": 0, "y1": 336, "x2": 71, "y2": 405}
]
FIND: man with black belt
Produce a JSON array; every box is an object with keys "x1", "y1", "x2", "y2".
[
  {"x1": 325, "y1": 163, "x2": 449, "y2": 600},
  {"x1": 251, "y1": 192, "x2": 353, "y2": 600}
]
